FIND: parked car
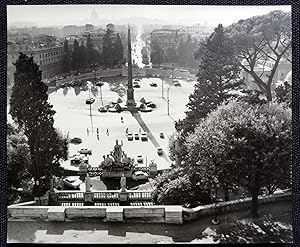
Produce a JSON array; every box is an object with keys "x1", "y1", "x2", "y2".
[
  {"x1": 70, "y1": 156, "x2": 82, "y2": 165},
  {"x1": 86, "y1": 98, "x2": 95, "y2": 104},
  {"x1": 133, "y1": 83, "x2": 141, "y2": 88},
  {"x1": 159, "y1": 132, "x2": 164, "y2": 138},
  {"x1": 157, "y1": 147, "x2": 163, "y2": 155},
  {"x1": 134, "y1": 133, "x2": 139, "y2": 140},
  {"x1": 63, "y1": 176, "x2": 82, "y2": 189},
  {"x1": 137, "y1": 155, "x2": 143, "y2": 163},
  {"x1": 98, "y1": 106, "x2": 108, "y2": 112},
  {"x1": 150, "y1": 82, "x2": 157, "y2": 87},
  {"x1": 132, "y1": 171, "x2": 149, "y2": 181},
  {"x1": 174, "y1": 82, "x2": 181, "y2": 87},
  {"x1": 141, "y1": 132, "x2": 148, "y2": 141},
  {"x1": 147, "y1": 103, "x2": 157, "y2": 108},
  {"x1": 127, "y1": 133, "x2": 133, "y2": 141},
  {"x1": 79, "y1": 148, "x2": 92, "y2": 155},
  {"x1": 70, "y1": 137, "x2": 82, "y2": 144}
]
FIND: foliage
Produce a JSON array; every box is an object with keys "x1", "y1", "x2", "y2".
[
  {"x1": 63, "y1": 38, "x2": 70, "y2": 73},
  {"x1": 150, "y1": 39, "x2": 164, "y2": 66},
  {"x1": 153, "y1": 168, "x2": 212, "y2": 207},
  {"x1": 179, "y1": 24, "x2": 243, "y2": 135},
  {"x1": 72, "y1": 39, "x2": 80, "y2": 70},
  {"x1": 78, "y1": 45, "x2": 88, "y2": 68},
  {"x1": 226, "y1": 10, "x2": 291, "y2": 101},
  {"x1": 7, "y1": 123, "x2": 32, "y2": 204},
  {"x1": 113, "y1": 33, "x2": 124, "y2": 66},
  {"x1": 10, "y1": 53, "x2": 69, "y2": 197},
  {"x1": 275, "y1": 81, "x2": 292, "y2": 106},
  {"x1": 102, "y1": 30, "x2": 124, "y2": 67},
  {"x1": 186, "y1": 99, "x2": 291, "y2": 216}
]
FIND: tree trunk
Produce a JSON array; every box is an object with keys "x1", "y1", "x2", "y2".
[
  {"x1": 223, "y1": 184, "x2": 229, "y2": 201},
  {"x1": 266, "y1": 85, "x2": 272, "y2": 102},
  {"x1": 251, "y1": 187, "x2": 259, "y2": 217}
]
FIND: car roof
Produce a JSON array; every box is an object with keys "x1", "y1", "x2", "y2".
[{"x1": 135, "y1": 171, "x2": 145, "y2": 175}]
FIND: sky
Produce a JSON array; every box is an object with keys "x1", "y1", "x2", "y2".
[{"x1": 7, "y1": 5, "x2": 291, "y2": 27}]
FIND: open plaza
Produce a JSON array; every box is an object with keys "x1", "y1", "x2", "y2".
[{"x1": 50, "y1": 75, "x2": 196, "y2": 173}]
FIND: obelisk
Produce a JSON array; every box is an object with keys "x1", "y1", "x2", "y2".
[{"x1": 126, "y1": 25, "x2": 136, "y2": 107}]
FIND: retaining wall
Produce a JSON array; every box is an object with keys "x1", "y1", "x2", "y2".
[
  {"x1": 8, "y1": 205, "x2": 183, "y2": 224},
  {"x1": 8, "y1": 191, "x2": 290, "y2": 224},
  {"x1": 182, "y1": 191, "x2": 291, "y2": 221}
]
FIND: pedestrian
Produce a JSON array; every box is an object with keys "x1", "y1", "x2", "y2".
[
  {"x1": 121, "y1": 116, "x2": 123, "y2": 123},
  {"x1": 106, "y1": 129, "x2": 109, "y2": 136},
  {"x1": 97, "y1": 128, "x2": 99, "y2": 135},
  {"x1": 126, "y1": 128, "x2": 129, "y2": 134},
  {"x1": 87, "y1": 128, "x2": 89, "y2": 136},
  {"x1": 139, "y1": 128, "x2": 141, "y2": 133}
]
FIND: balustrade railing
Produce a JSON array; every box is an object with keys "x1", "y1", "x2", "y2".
[
  {"x1": 56, "y1": 191, "x2": 84, "y2": 201},
  {"x1": 53, "y1": 190, "x2": 154, "y2": 204}
]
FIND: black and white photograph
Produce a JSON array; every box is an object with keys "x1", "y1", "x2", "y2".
[{"x1": 6, "y1": 3, "x2": 292, "y2": 244}]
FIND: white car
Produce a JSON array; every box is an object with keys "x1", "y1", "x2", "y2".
[
  {"x1": 132, "y1": 171, "x2": 149, "y2": 180},
  {"x1": 141, "y1": 132, "x2": 148, "y2": 141},
  {"x1": 137, "y1": 155, "x2": 143, "y2": 163}
]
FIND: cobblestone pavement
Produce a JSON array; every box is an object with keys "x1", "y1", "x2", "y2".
[{"x1": 7, "y1": 200, "x2": 292, "y2": 244}]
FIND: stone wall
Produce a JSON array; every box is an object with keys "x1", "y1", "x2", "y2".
[
  {"x1": 182, "y1": 191, "x2": 291, "y2": 221},
  {"x1": 8, "y1": 191, "x2": 290, "y2": 225},
  {"x1": 8, "y1": 205, "x2": 183, "y2": 224}
]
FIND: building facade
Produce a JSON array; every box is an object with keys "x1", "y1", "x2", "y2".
[{"x1": 7, "y1": 42, "x2": 64, "y2": 88}]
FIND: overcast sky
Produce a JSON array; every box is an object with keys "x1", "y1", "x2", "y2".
[{"x1": 7, "y1": 5, "x2": 291, "y2": 27}]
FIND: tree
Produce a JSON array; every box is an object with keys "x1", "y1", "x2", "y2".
[
  {"x1": 275, "y1": 81, "x2": 291, "y2": 106},
  {"x1": 186, "y1": 100, "x2": 291, "y2": 217},
  {"x1": 112, "y1": 33, "x2": 124, "y2": 66},
  {"x1": 179, "y1": 24, "x2": 243, "y2": 135},
  {"x1": 226, "y1": 10, "x2": 291, "y2": 101},
  {"x1": 7, "y1": 123, "x2": 32, "y2": 204},
  {"x1": 78, "y1": 45, "x2": 88, "y2": 68},
  {"x1": 86, "y1": 33, "x2": 94, "y2": 67},
  {"x1": 72, "y1": 39, "x2": 80, "y2": 70},
  {"x1": 150, "y1": 39, "x2": 164, "y2": 66},
  {"x1": 62, "y1": 38, "x2": 70, "y2": 73},
  {"x1": 165, "y1": 47, "x2": 177, "y2": 64},
  {"x1": 177, "y1": 37, "x2": 187, "y2": 67},
  {"x1": 102, "y1": 29, "x2": 114, "y2": 67},
  {"x1": 9, "y1": 53, "x2": 69, "y2": 198},
  {"x1": 153, "y1": 168, "x2": 212, "y2": 207}
]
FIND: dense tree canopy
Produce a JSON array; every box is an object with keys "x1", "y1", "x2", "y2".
[
  {"x1": 226, "y1": 10, "x2": 291, "y2": 101},
  {"x1": 10, "y1": 53, "x2": 69, "y2": 198},
  {"x1": 186, "y1": 100, "x2": 291, "y2": 216},
  {"x1": 150, "y1": 39, "x2": 164, "y2": 66},
  {"x1": 177, "y1": 24, "x2": 243, "y2": 135}
]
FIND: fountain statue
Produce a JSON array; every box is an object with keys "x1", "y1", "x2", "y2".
[
  {"x1": 120, "y1": 173, "x2": 127, "y2": 192},
  {"x1": 100, "y1": 140, "x2": 135, "y2": 178}
]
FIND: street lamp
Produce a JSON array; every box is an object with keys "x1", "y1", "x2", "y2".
[{"x1": 212, "y1": 176, "x2": 220, "y2": 225}]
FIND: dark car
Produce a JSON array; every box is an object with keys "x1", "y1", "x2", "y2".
[
  {"x1": 86, "y1": 98, "x2": 95, "y2": 104},
  {"x1": 150, "y1": 82, "x2": 157, "y2": 87},
  {"x1": 70, "y1": 137, "x2": 82, "y2": 144},
  {"x1": 98, "y1": 107, "x2": 108, "y2": 112},
  {"x1": 78, "y1": 148, "x2": 92, "y2": 155}
]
